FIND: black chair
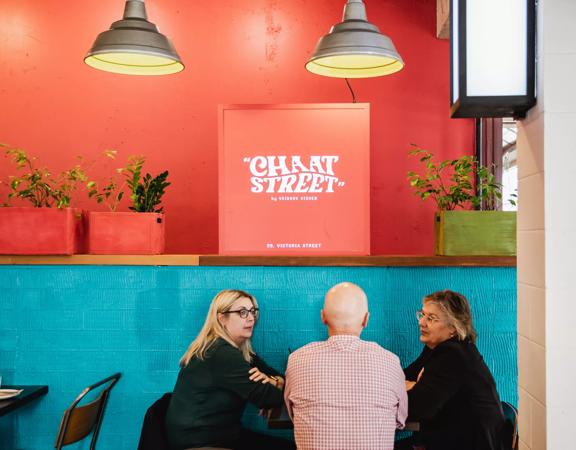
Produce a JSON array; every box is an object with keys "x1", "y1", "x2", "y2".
[
  {"x1": 54, "y1": 372, "x2": 121, "y2": 449},
  {"x1": 137, "y1": 393, "x2": 231, "y2": 450},
  {"x1": 138, "y1": 393, "x2": 172, "y2": 450},
  {"x1": 501, "y1": 401, "x2": 519, "y2": 450}
]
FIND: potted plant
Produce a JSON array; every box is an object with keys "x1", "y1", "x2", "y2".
[
  {"x1": 407, "y1": 146, "x2": 516, "y2": 256},
  {"x1": 0, "y1": 144, "x2": 87, "y2": 255},
  {"x1": 85, "y1": 154, "x2": 170, "y2": 255}
]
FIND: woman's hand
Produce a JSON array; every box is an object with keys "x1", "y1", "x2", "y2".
[
  {"x1": 248, "y1": 367, "x2": 270, "y2": 383},
  {"x1": 406, "y1": 380, "x2": 417, "y2": 391},
  {"x1": 406, "y1": 368, "x2": 424, "y2": 391},
  {"x1": 248, "y1": 367, "x2": 283, "y2": 389},
  {"x1": 273, "y1": 375, "x2": 285, "y2": 389}
]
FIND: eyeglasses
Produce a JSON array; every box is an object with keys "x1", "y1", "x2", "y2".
[
  {"x1": 416, "y1": 310, "x2": 442, "y2": 324},
  {"x1": 222, "y1": 307, "x2": 259, "y2": 319}
]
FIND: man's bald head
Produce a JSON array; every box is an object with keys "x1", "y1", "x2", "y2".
[{"x1": 322, "y1": 282, "x2": 369, "y2": 336}]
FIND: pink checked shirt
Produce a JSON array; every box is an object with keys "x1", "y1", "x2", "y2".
[{"x1": 284, "y1": 335, "x2": 407, "y2": 450}]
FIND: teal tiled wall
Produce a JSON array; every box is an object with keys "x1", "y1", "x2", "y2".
[{"x1": 0, "y1": 266, "x2": 516, "y2": 450}]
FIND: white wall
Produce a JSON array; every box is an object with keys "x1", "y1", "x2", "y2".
[
  {"x1": 542, "y1": 0, "x2": 576, "y2": 447},
  {"x1": 517, "y1": 0, "x2": 576, "y2": 449}
]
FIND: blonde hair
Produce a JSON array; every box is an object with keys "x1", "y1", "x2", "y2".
[
  {"x1": 179, "y1": 289, "x2": 258, "y2": 367},
  {"x1": 424, "y1": 290, "x2": 478, "y2": 344}
]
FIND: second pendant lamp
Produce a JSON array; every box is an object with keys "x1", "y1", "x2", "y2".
[
  {"x1": 306, "y1": 0, "x2": 404, "y2": 78},
  {"x1": 85, "y1": 0, "x2": 184, "y2": 76}
]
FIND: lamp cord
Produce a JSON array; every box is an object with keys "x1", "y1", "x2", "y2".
[{"x1": 345, "y1": 78, "x2": 357, "y2": 103}]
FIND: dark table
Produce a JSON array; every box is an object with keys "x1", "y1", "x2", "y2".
[
  {"x1": 266, "y1": 403, "x2": 292, "y2": 429},
  {"x1": 0, "y1": 385, "x2": 49, "y2": 417}
]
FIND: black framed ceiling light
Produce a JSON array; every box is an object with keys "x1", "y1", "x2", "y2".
[
  {"x1": 450, "y1": 0, "x2": 536, "y2": 118},
  {"x1": 85, "y1": 0, "x2": 184, "y2": 76},
  {"x1": 306, "y1": 0, "x2": 404, "y2": 78}
]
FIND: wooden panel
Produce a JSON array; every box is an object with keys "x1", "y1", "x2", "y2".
[
  {"x1": 0, "y1": 255, "x2": 200, "y2": 266},
  {"x1": 437, "y1": 0, "x2": 450, "y2": 39},
  {"x1": 199, "y1": 255, "x2": 516, "y2": 267},
  {"x1": 59, "y1": 398, "x2": 102, "y2": 445},
  {"x1": 0, "y1": 254, "x2": 515, "y2": 267}
]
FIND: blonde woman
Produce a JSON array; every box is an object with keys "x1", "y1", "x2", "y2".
[{"x1": 165, "y1": 289, "x2": 295, "y2": 450}]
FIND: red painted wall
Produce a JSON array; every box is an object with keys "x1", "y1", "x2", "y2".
[{"x1": 0, "y1": 0, "x2": 474, "y2": 254}]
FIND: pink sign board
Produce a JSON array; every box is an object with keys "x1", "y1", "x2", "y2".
[{"x1": 219, "y1": 104, "x2": 370, "y2": 255}]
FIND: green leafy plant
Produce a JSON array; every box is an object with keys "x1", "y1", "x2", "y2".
[
  {"x1": 124, "y1": 156, "x2": 170, "y2": 213},
  {"x1": 406, "y1": 146, "x2": 514, "y2": 211},
  {"x1": 87, "y1": 154, "x2": 170, "y2": 213},
  {"x1": 86, "y1": 150, "x2": 125, "y2": 212},
  {"x1": 1, "y1": 144, "x2": 87, "y2": 209}
]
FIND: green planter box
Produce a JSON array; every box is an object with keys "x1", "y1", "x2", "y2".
[{"x1": 434, "y1": 211, "x2": 517, "y2": 256}]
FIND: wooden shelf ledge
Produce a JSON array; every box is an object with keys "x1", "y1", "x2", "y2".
[{"x1": 0, "y1": 255, "x2": 516, "y2": 267}]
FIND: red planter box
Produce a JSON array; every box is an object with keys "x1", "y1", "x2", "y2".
[
  {"x1": 87, "y1": 212, "x2": 165, "y2": 255},
  {"x1": 0, "y1": 207, "x2": 85, "y2": 255}
]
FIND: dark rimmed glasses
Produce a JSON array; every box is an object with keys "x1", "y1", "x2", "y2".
[{"x1": 222, "y1": 307, "x2": 259, "y2": 319}]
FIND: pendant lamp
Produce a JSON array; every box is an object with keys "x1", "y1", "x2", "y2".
[
  {"x1": 306, "y1": 0, "x2": 404, "y2": 78},
  {"x1": 85, "y1": 0, "x2": 184, "y2": 76}
]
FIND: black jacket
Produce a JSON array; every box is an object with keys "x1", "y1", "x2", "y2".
[
  {"x1": 165, "y1": 338, "x2": 283, "y2": 449},
  {"x1": 405, "y1": 338, "x2": 505, "y2": 450}
]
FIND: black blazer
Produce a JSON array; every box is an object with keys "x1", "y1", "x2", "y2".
[
  {"x1": 405, "y1": 338, "x2": 505, "y2": 450},
  {"x1": 165, "y1": 338, "x2": 284, "y2": 449}
]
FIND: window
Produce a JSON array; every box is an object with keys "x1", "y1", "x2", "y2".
[
  {"x1": 501, "y1": 119, "x2": 518, "y2": 211},
  {"x1": 479, "y1": 117, "x2": 518, "y2": 211}
]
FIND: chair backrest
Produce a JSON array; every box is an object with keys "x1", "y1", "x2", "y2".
[
  {"x1": 501, "y1": 401, "x2": 519, "y2": 450},
  {"x1": 137, "y1": 393, "x2": 172, "y2": 450},
  {"x1": 137, "y1": 394, "x2": 232, "y2": 450},
  {"x1": 55, "y1": 372, "x2": 121, "y2": 450}
]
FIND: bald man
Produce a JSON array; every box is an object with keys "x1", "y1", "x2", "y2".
[{"x1": 284, "y1": 282, "x2": 407, "y2": 450}]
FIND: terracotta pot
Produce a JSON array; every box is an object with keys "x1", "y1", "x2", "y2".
[
  {"x1": 0, "y1": 207, "x2": 85, "y2": 255},
  {"x1": 87, "y1": 212, "x2": 165, "y2": 255}
]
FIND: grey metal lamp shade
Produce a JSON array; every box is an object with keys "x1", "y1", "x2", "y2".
[
  {"x1": 306, "y1": 0, "x2": 404, "y2": 78},
  {"x1": 85, "y1": 0, "x2": 184, "y2": 76}
]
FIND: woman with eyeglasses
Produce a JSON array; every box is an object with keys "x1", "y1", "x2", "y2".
[
  {"x1": 166, "y1": 289, "x2": 295, "y2": 450},
  {"x1": 395, "y1": 290, "x2": 506, "y2": 450}
]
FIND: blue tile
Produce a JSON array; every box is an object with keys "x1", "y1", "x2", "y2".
[{"x1": 0, "y1": 265, "x2": 516, "y2": 450}]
